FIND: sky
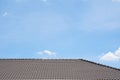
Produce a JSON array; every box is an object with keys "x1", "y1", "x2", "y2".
[{"x1": 0, "y1": 0, "x2": 120, "y2": 68}]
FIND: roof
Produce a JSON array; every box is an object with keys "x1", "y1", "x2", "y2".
[{"x1": 0, "y1": 59, "x2": 120, "y2": 80}]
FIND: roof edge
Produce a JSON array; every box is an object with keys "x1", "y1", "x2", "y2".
[{"x1": 80, "y1": 59, "x2": 120, "y2": 71}]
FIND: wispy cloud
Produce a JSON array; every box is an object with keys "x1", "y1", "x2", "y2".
[
  {"x1": 15, "y1": 0, "x2": 23, "y2": 2},
  {"x1": 41, "y1": 0, "x2": 49, "y2": 4},
  {"x1": 100, "y1": 48, "x2": 120, "y2": 61},
  {"x1": 42, "y1": 0, "x2": 47, "y2": 3},
  {"x1": 15, "y1": 0, "x2": 48, "y2": 3},
  {"x1": 77, "y1": 0, "x2": 120, "y2": 32},
  {"x1": 15, "y1": 0, "x2": 28, "y2": 3},
  {"x1": 112, "y1": 0, "x2": 120, "y2": 2},
  {"x1": 3, "y1": 12, "x2": 8, "y2": 16},
  {"x1": 37, "y1": 50, "x2": 56, "y2": 56}
]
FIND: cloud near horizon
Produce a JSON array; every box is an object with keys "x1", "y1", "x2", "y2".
[
  {"x1": 100, "y1": 48, "x2": 120, "y2": 61},
  {"x1": 37, "y1": 50, "x2": 56, "y2": 56}
]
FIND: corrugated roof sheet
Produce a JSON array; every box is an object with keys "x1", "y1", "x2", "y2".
[{"x1": 0, "y1": 59, "x2": 120, "y2": 80}]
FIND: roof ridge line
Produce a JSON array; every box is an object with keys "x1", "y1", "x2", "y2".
[{"x1": 0, "y1": 58, "x2": 78, "y2": 60}]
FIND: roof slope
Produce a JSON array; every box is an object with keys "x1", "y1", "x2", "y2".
[{"x1": 0, "y1": 59, "x2": 120, "y2": 80}]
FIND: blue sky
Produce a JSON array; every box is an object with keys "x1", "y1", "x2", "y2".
[{"x1": 0, "y1": 0, "x2": 120, "y2": 68}]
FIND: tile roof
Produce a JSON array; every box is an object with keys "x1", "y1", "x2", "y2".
[{"x1": 0, "y1": 59, "x2": 120, "y2": 80}]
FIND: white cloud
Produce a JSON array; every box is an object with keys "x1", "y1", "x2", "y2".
[
  {"x1": 3, "y1": 12, "x2": 8, "y2": 16},
  {"x1": 115, "y1": 48, "x2": 120, "y2": 56},
  {"x1": 112, "y1": 0, "x2": 120, "y2": 2},
  {"x1": 37, "y1": 50, "x2": 56, "y2": 56},
  {"x1": 100, "y1": 48, "x2": 120, "y2": 61}
]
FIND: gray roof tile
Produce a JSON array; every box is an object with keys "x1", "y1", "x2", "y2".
[{"x1": 0, "y1": 59, "x2": 120, "y2": 80}]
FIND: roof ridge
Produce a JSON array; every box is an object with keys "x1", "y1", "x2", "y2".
[
  {"x1": 0, "y1": 58, "x2": 78, "y2": 60},
  {"x1": 80, "y1": 59, "x2": 120, "y2": 71}
]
